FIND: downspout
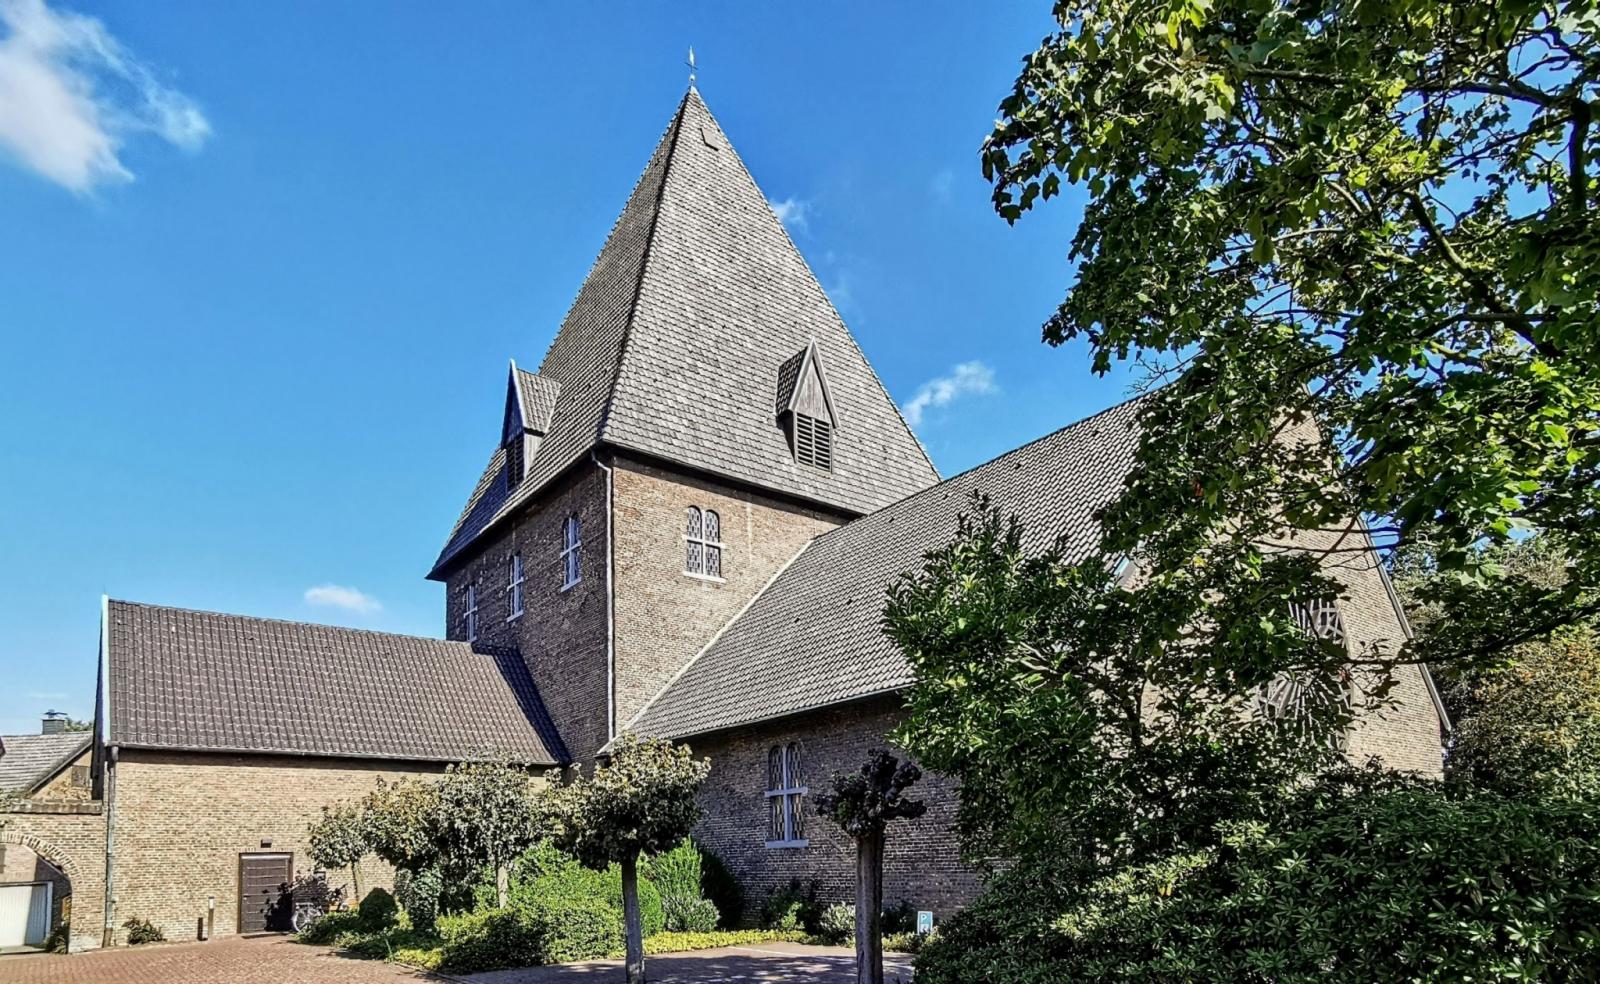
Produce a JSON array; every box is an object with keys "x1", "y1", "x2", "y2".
[
  {"x1": 99, "y1": 595, "x2": 119, "y2": 949},
  {"x1": 592, "y1": 450, "x2": 618, "y2": 743}
]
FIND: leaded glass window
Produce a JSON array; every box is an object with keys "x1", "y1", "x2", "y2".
[
  {"x1": 685, "y1": 506, "x2": 723, "y2": 578},
  {"x1": 765, "y1": 741, "x2": 808, "y2": 847}
]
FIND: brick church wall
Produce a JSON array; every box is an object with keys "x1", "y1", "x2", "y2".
[
  {"x1": 107, "y1": 749, "x2": 449, "y2": 945},
  {"x1": 444, "y1": 463, "x2": 612, "y2": 762},
  {"x1": 611, "y1": 456, "x2": 846, "y2": 732},
  {"x1": 686, "y1": 695, "x2": 984, "y2": 925}
]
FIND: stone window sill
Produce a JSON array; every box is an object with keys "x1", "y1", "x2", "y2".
[{"x1": 764, "y1": 839, "x2": 809, "y2": 850}]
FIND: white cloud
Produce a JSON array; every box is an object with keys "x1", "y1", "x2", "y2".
[
  {"x1": 0, "y1": 0, "x2": 209, "y2": 192},
  {"x1": 304, "y1": 584, "x2": 382, "y2": 615},
  {"x1": 903, "y1": 361, "x2": 998, "y2": 426},
  {"x1": 930, "y1": 168, "x2": 954, "y2": 204},
  {"x1": 770, "y1": 196, "x2": 810, "y2": 232}
]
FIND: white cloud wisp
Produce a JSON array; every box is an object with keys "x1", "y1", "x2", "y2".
[
  {"x1": 0, "y1": 0, "x2": 209, "y2": 192},
  {"x1": 903, "y1": 360, "x2": 998, "y2": 426},
  {"x1": 304, "y1": 584, "x2": 383, "y2": 615}
]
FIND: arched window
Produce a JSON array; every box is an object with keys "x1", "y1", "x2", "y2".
[
  {"x1": 765, "y1": 741, "x2": 807, "y2": 847},
  {"x1": 685, "y1": 506, "x2": 723, "y2": 578},
  {"x1": 1253, "y1": 598, "x2": 1352, "y2": 749},
  {"x1": 560, "y1": 515, "x2": 582, "y2": 590}
]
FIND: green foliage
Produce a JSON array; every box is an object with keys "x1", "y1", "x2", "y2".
[
  {"x1": 296, "y1": 908, "x2": 364, "y2": 945},
  {"x1": 982, "y1": 0, "x2": 1600, "y2": 680},
  {"x1": 544, "y1": 732, "x2": 710, "y2": 869},
  {"x1": 357, "y1": 888, "x2": 399, "y2": 932},
  {"x1": 814, "y1": 750, "x2": 926, "y2": 838},
  {"x1": 643, "y1": 837, "x2": 701, "y2": 906},
  {"x1": 635, "y1": 929, "x2": 806, "y2": 955},
  {"x1": 306, "y1": 802, "x2": 368, "y2": 891},
  {"x1": 513, "y1": 848, "x2": 666, "y2": 940},
  {"x1": 881, "y1": 899, "x2": 916, "y2": 935},
  {"x1": 43, "y1": 920, "x2": 69, "y2": 954},
  {"x1": 817, "y1": 903, "x2": 855, "y2": 945},
  {"x1": 887, "y1": 501, "x2": 1350, "y2": 868},
  {"x1": 360, "y1": 776, "x2": 443, "y2": 871},
  {"x1": 433, "y1": 759, "x2": 544, "y2": 904},
  {"x1": 759, "y1": 878, "x2": 823, "y2": 933},
  {"x1": 662, "y1": 896, "x2": 719, "y2": 933},
  {"x1": 436, "y1": 908, "x2": 547, "y2": 974},
  {"x1": 393, "y1": 867, "x2": 443, "y2": 931},
  {"x1": 122, "y1": 916, "x2": 164, "y2": 946},
  {"x1": 883, "y1": 929, "x2": 933, "y2": 955},
  {"x1": 915, "y1": 771, "x2": 1600, "y2": 982},
  {"x1": 696, "y1": 843, "x2": 743, "y2": 929}
]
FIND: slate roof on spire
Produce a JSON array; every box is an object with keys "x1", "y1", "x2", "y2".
[{"x1": 431, "y1": 90, "x2": 938, "y2": 576}]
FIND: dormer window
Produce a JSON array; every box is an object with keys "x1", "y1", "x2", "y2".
[
  {"x1": 776, "y1": 341, "x2": 838, "y2": 473},
  {"x1": 685, "y1": 506, "x2": 723, "y2": 579},
  {"x1": 792, "y1": 414, "x2": 832, "y2": 470},
  {"x1": 464, "y1": 583, "x2": 479, "y2": 642}
]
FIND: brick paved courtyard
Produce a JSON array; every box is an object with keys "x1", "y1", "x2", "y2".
[{"x1": 0, "y1": 936, "x2": 911, "y2": 983}]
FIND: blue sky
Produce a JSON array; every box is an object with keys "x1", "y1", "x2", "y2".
[{"x1": 0, "y1": 0, "x2": 1136, "y2": 734}]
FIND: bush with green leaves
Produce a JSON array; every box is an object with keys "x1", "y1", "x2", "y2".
[
  {"x1": 356, "y1": 887, "x2": 399, "y2": 932},
  {"x1": 122, "y1": 916, "x2": 164, "y2": 945},
  {"x1": 393, "y1": 866, "x2": 443, "y2": 931},
  {"x1": 436, "y1": 908, "x2": 548, "y2": 974},
  {"x1": 295, "y1": 908, "x2": 364, "y2": 945},
  {"x1": 696, "y1": 843, "x2": 743, "y2": 929},
  {"x1": 662, "y1": 895, "x2": 719, "y2": 934},
  {"x1": 643, "y1": 838, "x2": 701, "y2": 904},
  {"x1": 759, "y1": 878, "x2": 822, "y2": 933},
  {"x1": 817, "y1": 903, "x2": 855, "y2": 945},
  {"x1": 915, "y1": 771, "x2": 1600, "y2": 982},
  {"x1": 43, "y1": 920, "x2": 69, "y2": 954},
  {"x1": 306, "y1": 802, "x2": 369, "y2": 898}
]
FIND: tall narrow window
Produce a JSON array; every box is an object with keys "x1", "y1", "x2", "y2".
[
  {"x1": 560, "y1": 514, "x2": 582, "y2": 590},
  {"x1": 792, "y1": 414, "x2": 832, "y2": 470},
  {"x1": 684, "y1": 506, "x2": 723, "y2": 578},
  {"x1": 464, "y1": 584, "x2": 479, "y2": 643},
  {"x1": 765, "y1": 741, "x2": 807, "y2": 847},
  {"x1": 507, "y1": 552, "x2": 524, "y2": 619}
]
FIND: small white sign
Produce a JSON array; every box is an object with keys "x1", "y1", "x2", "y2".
[{"x1": 916, "y1": 910, "x2": 934, "y2": 934}]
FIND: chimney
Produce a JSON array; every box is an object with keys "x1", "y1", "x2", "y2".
[{"x1": 41, "y1": 711, "x2": 67, "y2": 735}]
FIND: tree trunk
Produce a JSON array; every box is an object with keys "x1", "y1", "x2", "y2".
[
  {"x1": 351, "y1": 862, "x2": 361, "y2": 902},
  {"x1": 496, "y1": 862, "x2": 509, "y2": 908},
  {"x1": 856, "y1": 831, "x2": 884, "y2": 984},
  {"x1": 621, "y1": 852, "x2": 645, "y2": 984}
]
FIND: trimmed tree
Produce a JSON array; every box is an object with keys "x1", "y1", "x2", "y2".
[
  {"x1": 547, "y1": 732, "x2": 709, "y2": 984},
  {"x1": 306, "y1": 802, "x2": 369, "y2": 898},
  {"x1": 433, "y1": 760, "x2": 543, "y2": 906},
  {"x1": 815, "y1": 750, "x2": 926, "y2": 984}
]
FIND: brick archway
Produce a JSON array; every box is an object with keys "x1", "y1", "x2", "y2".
[{"x1": 1, "y1": 803, "x2": 107, "y2": 952}]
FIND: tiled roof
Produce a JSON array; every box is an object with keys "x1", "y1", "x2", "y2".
[
  {"x1": 0, "y1": 732, "x2": 91, "y2": 794},
  {"x1": 629, "y1": 396, "x2": 1148, "y2": 740},
  {"x1": 106, "y1": 601, "x2": 563, "y2": 764},
  {"x1": 513, "y1": 366, "x2": 561, "y2": 435},
  {"x1": 431, "y1": 89, "x2": 939, "y2": 576}
]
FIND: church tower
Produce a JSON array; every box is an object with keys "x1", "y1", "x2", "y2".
[{"x1": 428, "y1": 89, "x2": 938, "y2": 763}]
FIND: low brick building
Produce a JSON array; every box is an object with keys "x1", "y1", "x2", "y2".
[{"x1": 37, "y1": 85, "x2": 1447, "y2": 949}]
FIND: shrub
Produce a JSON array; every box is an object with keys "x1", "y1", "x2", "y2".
[
  {"x1": 513, "y1": 846, "x2": 665, "y2": 939},
  {"x1": 521, "y1": 894, "x2": 623, "y2": 963},
  {"x1": 337, "y1": 926, "x2": 442, "y2": 963},
  {"x1": 436, "y1": 908, "x2": 547, "y2": 974},
  {"x1": 759, "y1": 878, "x2": 822, "y2": 933},
  {"x1": 884, "y1": 929, "x2": 934, "y2": 955},
  {"x1": 394, "y1": 866, "x2": 443, "y2": 931},
  {"x1": 43, "y1": 920, "x2": 69, "y2": 954},
  {"x1": 357, "y1": 887, "x2": 399, "y2": 931},
  {"x1": 635, "y1": 928, "x2": 806, "y2": 955},
  {"x1": 122, "y1": 916, "x2": 164, "y2": 945},
  {"x1": 882, "y1": 899, "x2": 916, "y2": 935},
  {"x1": 644, "y1": 838, "x2": 703, "y2": 903},
  {"x1": 916, "y1": 777, "x2": 1600, "y2": 982},
  {"x1": 817, "y1": 903, "x2": 855, "y2": 945},
  {"x1": 663, "y1": 895, "x2": 720, "y2": 934},
  {"x1": 295, "y1": 908, "x2": 364, "y2": 945},
  {"x1": 697, "y1": 843, "x2": 743, "y2": 928}
]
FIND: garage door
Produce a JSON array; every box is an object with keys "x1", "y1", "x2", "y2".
[
  {"x1": 0, "y1": 883, "x2": 52, "y2": 947},
  {"x1": 237, "y1": 853, "x2": 293, "y2": 934}
]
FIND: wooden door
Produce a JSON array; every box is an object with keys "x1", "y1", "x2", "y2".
[{"x1": 237, "y1": 853, "x2": 292, "y2": 934}]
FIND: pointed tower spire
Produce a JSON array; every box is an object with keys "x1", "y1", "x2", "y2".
[{"x1": 431, "y1": 89, "x2": 937, "y2": 576}]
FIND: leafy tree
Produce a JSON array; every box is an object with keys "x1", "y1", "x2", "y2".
[
  {"x1": 360, "y1": 776, "x2": 443, "y2": 873},
  {"x1": 886, "y1": 500, "x2": 1354, "y2": 869},
  {"x1": 815, "y1": 750, "x2": 926, "y2": 984},
  {"x1": 307, "y1": 802, "x2": 370, "y2": 898},
  {"x1": 545, "y1": 732, "x2": 709, "y2": 984},
  {"x1": 434, "y1": 760, "x2": 544, "y2": 906},
  {"x1": 982, "y1": 0, "x2": 1600, "y2": 691},
  {"x1": 1395, "y1": 534, "x2": 1600, "y2": 799}
]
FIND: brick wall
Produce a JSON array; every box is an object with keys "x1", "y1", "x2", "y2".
[
  {"x1": 611, "y1": 456, "x2": 846, "y2": 731},
  {"x1": 443, "y1": 463, "x2": 611, "y2": 762},
  {"x1": 108, "y1": 749, "x2": 449, "y2": 945},
  {"x1": 686, "y1": 695, "x2": 983, "y2": 925},
  {"x1": 1, "y1": 801, "x2": 106, "y2": 952},
  {"x1": 31, "y1": 748, "x2": 94, "y2": 802}
]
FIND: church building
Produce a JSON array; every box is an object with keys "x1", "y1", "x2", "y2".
[{"x1": 2, "y1": 89, "x2": 1448, "y2": 951}]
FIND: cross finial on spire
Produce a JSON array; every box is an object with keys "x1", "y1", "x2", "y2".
[{"x1": 687, "y1": 46, "x2": 697, "y2": 87}]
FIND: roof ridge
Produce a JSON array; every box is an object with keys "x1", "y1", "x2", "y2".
[
  {"x1": 596, "y1": 89, "x2": 693, "y2": 442},
  {"x1": 106, "y1": 598, "x2": 485, "y2": 648}
]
